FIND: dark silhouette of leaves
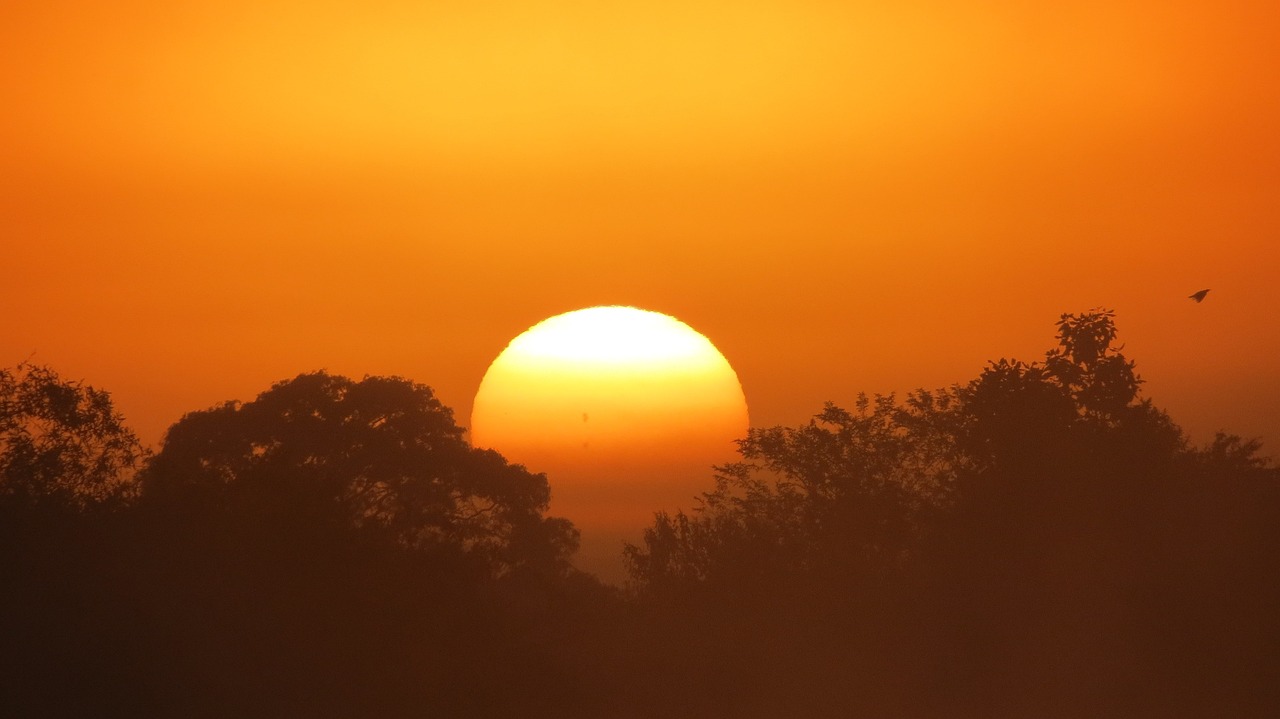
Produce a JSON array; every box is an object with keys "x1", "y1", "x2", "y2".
[
  {"x1": 0, "y1": 362, "x2": 145, "y2": 506},
  {"x1": 142, "y1": 371, "x2": 578, "y2": 577}
]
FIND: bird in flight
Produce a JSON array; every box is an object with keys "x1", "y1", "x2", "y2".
[{"x1": 1189, "y1": 289, "x2": 1211, "y2": 303}]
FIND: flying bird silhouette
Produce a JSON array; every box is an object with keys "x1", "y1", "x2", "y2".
[{"x1": 1189, "y1": 289, "x2": 1211, "y2": 303}]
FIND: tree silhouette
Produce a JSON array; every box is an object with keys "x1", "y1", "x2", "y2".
[
  {"x1": 921, "y1": 311, "x2": 1190, "y2": 714},
  {"x1": 142, "y1": 371, "x2": 577, "y2": 576},
  {"x1": 4, "y1": 317, "x2": 1278, "y2": 718},
  {"x1": 0, "y1": 364, "x2": 148, "y2": 715},
  {"x1": 80, "y1": 372, "x2": 603, "y2": 717},
  {"x1": 0, "y1": 362, "x2": 145, "y2": 507},
  {"x1": 625, "y1": 311, "x2": 1164, "y2": 598},
  {"x1": 625, "y1": 393, "x2": 955, "y2": 599},
  {"x1": 624, "y1": 309, "x2": 1280, "y2": 717}
]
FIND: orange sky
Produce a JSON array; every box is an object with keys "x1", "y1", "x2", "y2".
[{"x1": 4, "y1": 0, "x2": 1279, "y2": 476}]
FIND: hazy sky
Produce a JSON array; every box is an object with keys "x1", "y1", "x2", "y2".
[{"x1": 4, "y1": 0, "x2": 1278, "y2": 462}]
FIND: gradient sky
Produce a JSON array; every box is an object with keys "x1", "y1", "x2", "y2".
[{"x1": 5, "y1": 0, "x2": 1278, "y2": 469}]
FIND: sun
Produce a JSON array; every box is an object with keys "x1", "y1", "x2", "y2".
[{"x1": 471, "y1": 306, "x2": 749, "y2": 580}]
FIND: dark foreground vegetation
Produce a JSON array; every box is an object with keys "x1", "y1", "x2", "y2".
[{"x1": 3, "y1": 310, "x2": 1278, "y2": 718}]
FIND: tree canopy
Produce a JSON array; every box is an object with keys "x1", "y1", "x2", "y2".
[
  {"x1": 142, "y1": 371, "x2": 577, "y2": 577},
  {"x1": 0, "y1": 362, "x2": 145, "y2": 507},
  {"x1": 625, "y1": 309, "x2": 1201, "y2": 596},
  {"x1": 622, "y1": 309, "x2": 1280, "y2": 716},
  {"x1": 3, "y1": 311, "x2": 1278, "y2": 718}
]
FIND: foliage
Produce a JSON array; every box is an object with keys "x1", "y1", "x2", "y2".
[
  {"x1": 141, "y1": 371, "x2": 577, "y2": 576},
  {"x1": 0, "y1": 362, "x2": 145, "y2": 506},
  {"x1": 626, "y1": 311, "x2": 1169, "y2": 595},
  {"x1": 5, "y1": 313, "x2": 1280, "y2": 718},
  {"x1": 625, "y1": 392, "x2": 961, "y2": 595},
  {"x1": 625, "y1": 307, "x2": 1165, "y2": 588},
  {"x1": 622, "y1": 309, "x2": 1280, "y2": 715}
]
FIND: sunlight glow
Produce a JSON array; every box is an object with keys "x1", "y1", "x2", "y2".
[
  {"x1": 506, "y1": 306, "x2": 720, "y2": 366},
  {"x1": 472, "y1": 306, "x2": 747, "y2": 459},
  {"x1": 470, "y1": 306, "x2": 749, "y2": 579}
]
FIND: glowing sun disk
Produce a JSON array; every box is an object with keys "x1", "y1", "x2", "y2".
[{"x1": 470, "y1": 305, "x2": 749, "y2": 580}]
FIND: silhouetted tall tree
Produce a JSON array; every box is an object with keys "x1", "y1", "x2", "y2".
[
  {"x1": 142, "y1": 371, "x2": 577, "y2": 576},
  {"x1": 81, "y1": 373, "x2": 602, "y2": 717},
  {"x1": 0, "y1": 364, "x2": 148, "y2": 716}
]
